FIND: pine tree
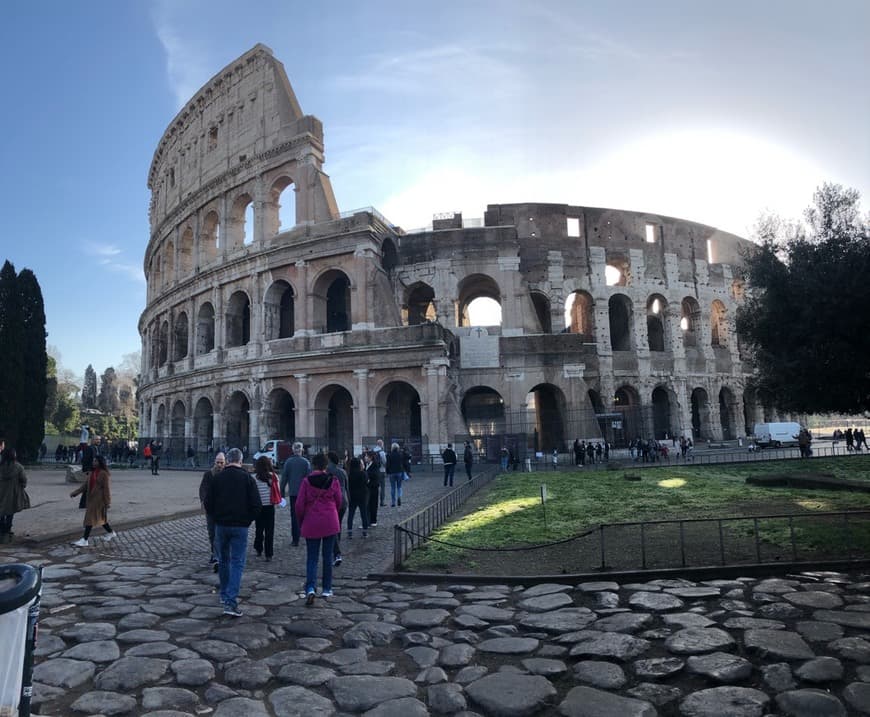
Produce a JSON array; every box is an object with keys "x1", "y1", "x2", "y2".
[
  {"x1": 17, "y1": 268, "x2": 47, "y2": 460},
  {"x1": 82, "y1": 365, "x2": 98, "y2": 409},
  {"x1": 0, "y1": 260, "x2": 24, "y2": 447},
  {"x1": 98, "y1": 367, "x2": 120, "y2": 415}
]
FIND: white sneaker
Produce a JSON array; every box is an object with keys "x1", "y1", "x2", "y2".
[
  {"x1": 72, "y1": 538, "x2": 89, "y2": 547},
  {"x1": 103, "y1": 532, "x2": 118, "y2": 542}
]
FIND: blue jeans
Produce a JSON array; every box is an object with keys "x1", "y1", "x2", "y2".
[
  {"x1": 215, "y1": 525, "x2": 249, "y2": 609},
  {"x1": 389, "y1": 473, "x2": 404, "y2": 505},
  {"x1": 305, "y1": 534, "x2": 336, "y2": 594},
  {"x1": 443, "y1": 464, "x2": 455, "y2": 486}
]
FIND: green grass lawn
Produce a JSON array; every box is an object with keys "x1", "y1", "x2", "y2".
[{"x1": 404, "y1": 455, "x2": 870, "y2": 570}]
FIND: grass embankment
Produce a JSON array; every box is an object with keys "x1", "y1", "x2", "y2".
[{"x1": 405, "y1": 455, "x2": 870, "y2": 570}]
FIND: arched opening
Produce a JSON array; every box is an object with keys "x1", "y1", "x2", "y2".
[
  {"x1": 196, "y1": 302, "x2": 215, "y2": 354},
  {"x1": 244, "y1": 203, "x2": 255, "y2": 246},
  {"x1": 263, "y1": 388, "x2": 295, "y2": 441},
  {"x1": 743, "y1": 388, "x2": 759, "y2": 435},
  {"x1": 565, "y1": 291, "x2": 594, "y2": 337},
  {"x1": 646, "y1": 295, "x2": 667, "y2": 352},
  {"x1": 179, "y1": 226, "x2": 194, "y2": 273},
  {"x1": 614, "y1": 386, "x2": 641, "y2": 445},
  {"x1": 652, "y1": 386, "x2": 673, "y2": 439},
  {"x1": 406, "y1": 283, "x2": 437, "y2": 325},
  {"x1": 224, "y1": 391, "x2": 250, "y2": 453},
  {"x1": 273, "y1": 177, "x2": 296, "y2": 234},
  {"x1": 605, "y1": 255, "x2": 630, "y2": 287},
  {"x1": 458, "y1": 274, "x2": 502, "y2": 327},
  {"x1": 313, "y1": 270, "x2": 352, "y2": 333},
  {"x1": 226, "y1": 291, "x2": 251, "y2": 347},
  {"x1": 314, "y1": 385, "x2": 354, "y2": 453},
  {"x1": 170, "y1": 400, "x2": 186, "y2": 460},
  {"x1": 381, "y1": 238, "x2": 398, "y2": 274},
  {"x1": 379, "y1": 382, "x2": 422, "y2": 441},
  {"x1": 608, "y1": 294, "x2": 633, "y2": 351},
  {"x1": 163, "y1": 240, "x2": 175, "y2": 286},
  {"x1": 173, "y1": 312, "x2": 189, "y2": 361},
  {"x1": 229, "y1": 193, "x2": 253, "y2": 249},
  {"x1": 691, "y1": 387, "x2": 712, "y2": 440},
  {"x1": 264, "y1": 280, "x2": 294, "y2": 340},
  {"x1": 158, "y1": 321, "x2": 169, "y2": 366},
  {"x1": 200, "y1": 210, "x2": 220, "y2": 264},
  {"x1": 681, "y1": 297, "x2": 702, "y2": 348},
  {"x1": 719, "y1": 387, "x2": 736, "y2": 440},
  {"x1": 711, "y1": 300, "x2": 728, "y2": 348},
  {"x1": 526, "y1": 384, "x2": 566, "y2": 453},
  {"x1": 155, "y1": 404, "x2": 166, "y2": 439},
  {"x1": 530, "y1": 292, "x2": 552, "y2": 333},
  {"x1": 193, "y1": 397, "x2": 214, "y2": 453},
  {"x1": 461, "y1": 387, "x2": 506, "y2": 436}
]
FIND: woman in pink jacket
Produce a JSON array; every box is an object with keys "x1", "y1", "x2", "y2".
[{"x1": 295, "y1": 453, "x2": 342, "y2": 605}]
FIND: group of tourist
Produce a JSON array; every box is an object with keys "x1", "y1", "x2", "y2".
[
  {"x1": 572, "y1": 439, "x2": 611, "y2": 465},
  {"x1": 195, "y1": 438, "x2": 413, "y2": 616},
  {"x1": 833, "y1": 428, "x2": 868, "y2": 452}
]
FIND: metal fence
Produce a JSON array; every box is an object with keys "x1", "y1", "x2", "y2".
[{"x1": 393, "y1": 466, "x2": 500, "y2": 570}]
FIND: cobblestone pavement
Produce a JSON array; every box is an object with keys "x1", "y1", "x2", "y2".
[{"x1": 4, "y1": 469, "x2": 870, "y2": 716}]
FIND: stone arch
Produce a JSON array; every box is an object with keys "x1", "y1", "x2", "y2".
[
  {"x1": 173, "y1": 312, "x2": 189, "y2": 361},
  {"x1": 461, "y1": 386, "x2": 505, "y2": 436},
  {"x1": 155, "y1": 403, "x2": 167, "y2": 439},
  {"x1": 614, "y1": 385, "x2": 642, "y2": 444},
  {"x1": 264, "y1": 280, "x2": 295, "y2": 340},
  {"x1": 179, "y1": 226, "x2": 194, "y2": 273},
  {"x1": 267, "y1": 175, "x2": 296, "y2": 236},
  {"x1": 196, "y1": 302, "x2": 215, "y2": 354},
  {"x1": 193, "y1": 397, "x2": 214, "y2": 453},
  {"x1": 608, "y1": 294, "x2": 634, "y2": 351},
  {"x1": 719, "y1": 386, "x2": 737, "y2": 440},
  {"x1": 158, "y1": 320, "x2": 169, "y2": 366},
  {"x1": 200, "y1": 210, "x2": 220, "y2": 264},
  {"x1": 652, "y1": 385, "x2": 679, "y2": 439},
  {"x1": 743, "y1": 387, "x2": 760, "y2": 435},
  {"x1": 605, "y1": 254, "x2": 630, "y2": 286},
  {"x1": 263, "y1": 388, "x2": 295, "y2": 440},
  {"x1": 229, "y1": 192, "x2": 254, "y2": 248},
  {"x1": 314, "y1": 384, "x2": 354, "y2": 453},
  {"x1": 565, "y1": 290, "x2": 594, "y2": 337},
  {"x1": 406, "y1": 282, "x2": 437, "y2": 325},
  {"x1": 170, "y1": 399, "x2": 186, "y2": 440},
  {"x1": 646, "y1": 294, "x2": 668, "y2": 352},
  {"x1": 226, "y1": 290, "x2": 251, "y2": 347},
  {"x1": 224, "y1": 390, "x2": 251, "y2": 452},
  {"x1": 681, "y1": 297, "x2": 702, "y2": 348},
  {"x1": 711, "y1": 299, "x2": 728, "y2": 348},
  {"x1": 525, "y1": 383, "x2": 566, "y2": 452},
  {"x1": 163, "y1": 239, "x2": 175, "y2": 286},
  {"x1": 313, "y1": 269, "x2": 352, "y2": 333},
  {"x1": 375, "y1": 381, "x2": 422, "y2": 441},
  {"x1": 530, "y1": 291, "x2": 552, "y2": 333},
  {"x1": 691, "y1": 387, "x2": 712, "y2": 440},
  {"x1": 381, "y1": 237, "x2": 398, "y2": 274},
  {"x1": 457, "y1": 273, "x2": 502, "y2": 327}
]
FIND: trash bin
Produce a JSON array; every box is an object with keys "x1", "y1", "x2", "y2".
[{"x1": 0, "y1": 564, "x2": 42, "y2": 717}]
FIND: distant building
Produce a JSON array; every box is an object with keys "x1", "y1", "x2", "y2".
[{"x1": 139, "y1": 44, "x2": 766, "y2": 461}]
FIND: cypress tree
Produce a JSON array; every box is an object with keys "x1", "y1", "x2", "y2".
[
  {"x1": 82, "y1": 365, "x2": 98, "y2": 409},
  {"x1": 0, "y1": 260, "x2": 24, "y2": 447},
  {"x1": 18, "y1": 268, "x2": 47, "y2": 460}
]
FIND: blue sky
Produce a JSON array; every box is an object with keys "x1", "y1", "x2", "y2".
[{"x1": 1, "y1": 0, "x2": 868, "y2": 383}]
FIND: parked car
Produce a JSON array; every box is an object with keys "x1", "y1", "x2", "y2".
[{"x1": 253, "y1": 439, "x2": 293, "y2": 467}]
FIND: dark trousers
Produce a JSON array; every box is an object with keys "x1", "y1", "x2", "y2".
[
  {"x1": 0, "y1": 514, "x2": 13, "y2": 534},
  {"x1": 465, "y1": 461, "x2": 473, "y2": 480},
  {"x1": 333, "y1": 505, "x2": 346, "y2": 558},
  {"x1": 347, "y1": 497, "x2": 369, "y2": 532},
  {"x1": 289, "y1": 494, "x2": 300, "y2": 545},
  {"x1": 151, "y1": 457, "x2": 160, "y2": 474},
  {"x1": 254, "y1": 505, "x2": 276, "y2": 557},
  {"x1": 206, "y1": 513, "x2": 216, "y2": 561},
  {"x1": 83, "y1": 523, "x2": 113, "y2": 539},
  {"x1": 443, "y1": 464, "x2": 455, "y2": 486},
  {"x1": 368, "y1": 486, "x2": 379, "y2": 525}
]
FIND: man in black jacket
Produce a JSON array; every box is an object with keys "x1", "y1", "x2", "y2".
[
  {"x1": 442, "y1": 443, "x2": 457, "y2": 487},
  {"x1": 203, "y1": 447, "x2": 260, "y2": 617}
]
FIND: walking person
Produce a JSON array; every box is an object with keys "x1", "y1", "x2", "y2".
[
  {"x1": 375, "y1": 439, "x2": 388, "y2": 507},
  {"x1": 199, "y1": 452, "x2": 225, "y2": 571},
  {"x1": 365, "y1": 450, "x2": 380, "y2": 527},
  {"x1": 463, "y1": 441, "x2": 474, "y2": 481},
  {"x1": 203, "y1": 448, "x2": 260, "y2": 617},
  {"x1": 442, "y1": 443, "x2": 457, "y2": 487},
  {"x1": 346, "y1": 457, "x2": 369, "y2": 538},
  {"x1": 0, "y1": 447, "x2": 30, "y2": 544},
  {"x1": 280, "y1": 442, "x2": 310, "y2": 547},
  {"x1": 252, "y1": 456, "x2": 282, "y2": 561},
  {"x1": 326, "y1": 451, "x2": 348, "y2": 567},
  {"x1": 386, "y1": 442, "x2": 405, "y2": 506},
  {"x1": 296, "y1": 453, "x2": 342, "y2": 605},
  {"x1": 70, "y1": 455, "x2": 117, "y2": 546}
]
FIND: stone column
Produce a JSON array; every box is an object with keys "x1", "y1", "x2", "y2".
[
  {"x1": 214, "y1": 286, "x2": 224, "y2": 352},
  {"x1": 250, "y1": 271, "x2": 263, "y2": 356},
  {"x1": 187, "y1": 298, "x2": 195, "y2": 369},
  {"x1": 354, "y1": 369, "x2": 370, "y2": 454},
  {"x1": 295, "y1": 375, "x2": 311, "y2": 438},
  {"x1": 295, "y1": 260, "x2": 310, "y2": 334}
]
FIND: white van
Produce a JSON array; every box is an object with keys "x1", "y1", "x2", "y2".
[{"x1": 753, "y1": 422, "x2": 801, "y2": 448}]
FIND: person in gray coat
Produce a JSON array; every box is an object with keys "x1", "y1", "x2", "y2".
[{"x1": 280, "y1": 442, "x2": 310, "y2": 547}]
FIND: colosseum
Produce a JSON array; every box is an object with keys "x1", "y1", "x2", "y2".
[{"x1": 138, "y1": 44, "x2": 764, "y2": 463}]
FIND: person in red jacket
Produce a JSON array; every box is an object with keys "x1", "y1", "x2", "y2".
[{"x1": 295, "y1": 453, "x2": 342, "y2": 605}]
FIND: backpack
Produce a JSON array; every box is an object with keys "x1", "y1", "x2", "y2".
[{"x1": 374, "y1": 448, "x2": 386, "y2": 473}]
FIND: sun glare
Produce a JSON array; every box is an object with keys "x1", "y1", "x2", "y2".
[{"x1": 658, "y1": 478, "x2": 686, "y2": 489}]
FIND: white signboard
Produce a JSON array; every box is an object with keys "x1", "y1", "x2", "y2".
[{"x1": 460, "y1": 327, "x2": 500, "y2": 369}]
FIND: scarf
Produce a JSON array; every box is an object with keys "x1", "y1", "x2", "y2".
[{"x1": 89, "y1": 469, "x2": 99, "y2": 492}]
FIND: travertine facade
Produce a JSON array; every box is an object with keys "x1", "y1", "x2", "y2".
[{"x1": 139, "y1": 44, "x2": 763, "y2": 460}]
